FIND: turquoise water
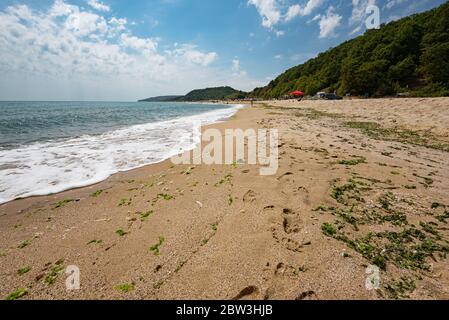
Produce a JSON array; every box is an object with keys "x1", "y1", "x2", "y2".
[{"x1": 0, "y1": 101, "x2": 242, "y2": 204}]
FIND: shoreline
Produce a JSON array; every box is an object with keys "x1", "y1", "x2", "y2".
[
  {"x1": 1, "y1": 97, "x2": 449, "y2": 300},
  {"x1": 0, "y1": 102, "x2": 245, "y2": 207}
]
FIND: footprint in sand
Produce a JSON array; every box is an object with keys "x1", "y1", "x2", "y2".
[
  {"x1": 283, "y1": 216, "x2": 302, "y2": 234},
  {"x1": 270, "y1": 208, "x2": 304, "y2": 252},
  {"x1": 243, "y1": 190, "x2": 257, "y2": 203},
  {"x1": 232, "y1": 286, "x2": 259, "y2": 300}
]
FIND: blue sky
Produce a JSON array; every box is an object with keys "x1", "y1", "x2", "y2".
[{"x1": 0, "y1": 0, "x2": 446, "y2": 100}]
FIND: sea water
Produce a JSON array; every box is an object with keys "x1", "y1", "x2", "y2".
[{"x1": 0, "y1": 101, "x2": 242, "y2": 204}]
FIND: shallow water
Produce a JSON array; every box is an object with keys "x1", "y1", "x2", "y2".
[{"x1": 0, "y1": 101, "x2": 242, "y2": 204}]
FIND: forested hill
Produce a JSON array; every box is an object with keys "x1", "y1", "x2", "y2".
[
  {"x1": 138, "y1": 95, "x2": 183, "y2": 102},
  {"x1": 138, "y1": 86, "x2": 246, "y2": 102},
  {"x1": 250, "y1": 2, "x2": 449, "y2": 99},
  {"x1": 182, "y1": 86, "x2": 246, "y2": 101}
]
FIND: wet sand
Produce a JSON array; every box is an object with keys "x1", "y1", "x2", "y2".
[{"x1": 1, "y1": 97, "x2": 449, "y2": 300}]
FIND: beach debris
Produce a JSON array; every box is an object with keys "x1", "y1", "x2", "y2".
[
  {"x1": 33, "y1": 232, "x2": 44, "y2": 239},
  {"x1": 196, "y1": 201, "x2": 203, "y2": 208},
  {"x1": 228, "y1": 194, "x2": 234, "y2": 206}
]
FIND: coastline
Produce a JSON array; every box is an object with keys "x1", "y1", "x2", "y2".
[
  {"x1": 0, "y1": 102, "x2": 245, "y2": 205},
  {"x1": 1, "y1": 97, "x2": 449, "y2": 300}
]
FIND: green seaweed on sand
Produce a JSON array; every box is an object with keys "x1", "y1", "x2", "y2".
[
  {"x1": 436, "y1": 212, "x2": 449, "y2": 223},
  {"x1": 139, "y1": 210, "x2": 153, "y2": 221},
  {"x1": 18, "y1": 266, "x2": 31, "y2": 275},
  {"x1": 150, "y1": 236, "x2": 165, "y2": 256},
  {"x1": 157, "y1": 193, "x2": 174, "y2": 201},
  {"x1": 45, "y1": 264, "x2": 65, "y2": 285},
  {"x1": 53, "y1": 199, "x2": 75, "y2": 209},
  {"x1": 336, "y1": 157, "x2": 366, "y2": 166},
  {"x1": 117, "y1": 198, "x2": 132, "y2": 207},
  {"x1": 175, "y1": 261, "x2": 187, "y2": 273},
  {"x1": 215, "y1": 173, "x2": 233, "y2": 187},
  {"x1": 5, "y1": 288, "x2": 28, "y2": 300},
  {"x1": 345, "y1": 121, "x2": 449, "y2": 152},
  {"x1": 384, "y1": 277, "x2": 416, "y2": 300},
  {"x1": 321, "y1": 223, "x2": 337, "y2": 237},
  {"x1": 91, "y1": 190, "x2": 104, "y2": 197},
  {"x1": 87, "y1": 239, "x2": 102, "y2": 245},
  {"x1": 116, "y1": 229, "x2": 127, "y2": 237},
  {"x1": 18, "y1": 239, "x2": 31, "y2": 249},
  {"x1": 115, "y1": 283, "x2": 135, "y2": 293}
]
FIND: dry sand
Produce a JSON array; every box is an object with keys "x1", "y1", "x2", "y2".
[{"x1": 1, "y1": 97, "x2": 449, "y2": 300}]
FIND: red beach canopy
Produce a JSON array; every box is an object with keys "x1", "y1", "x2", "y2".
[{"x1": 290, "y1": 90, "x2": 304, "y2": 96}]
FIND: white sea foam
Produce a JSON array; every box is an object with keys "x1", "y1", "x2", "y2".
[{"x1": 0, "y1": 104, "x2": 244, "y2": 204}]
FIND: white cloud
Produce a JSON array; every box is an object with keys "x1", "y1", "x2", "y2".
[
  {"x1": 87, "y1": 0, "x2": 110, "y2": 12},
  {"x1": 0, "y1": 1, "x2": 260, "y2": 100},
  {"x1": 285, "y1": 4, "x2": 301, "y2": 21},
  {"x1": 65, "y1": 11, "x2": 108, "y2": 36},
  {"x1": 250, "y1": 0, "x2": 326, "y2": 35},
  {"x1": 285, "y1": 0, "x2": 325, "y2": 22},
  {"x1": 171, "y1": 45, "x2": 218, "y2": 67},
  {"x1": 302, "y1": 0, "x2": 325, "y2": 16},
  {"x1": 317, "y1": 6, "x2": 342, "y2": 38},
  {"x1": 248, "y1": 0, "x2": 281, "y2": 28}
]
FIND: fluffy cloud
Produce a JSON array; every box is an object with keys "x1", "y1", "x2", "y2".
[
  {"x1": 87, "y1": 0, "x2": 110, "y2": 12},
  {"x1": 250, "y1": 0, "x2": 325, "y2": 29},
  {"x1": 170, "y1": 44, "x2": 218, "y2": 67},
  {"x1": 301, "y1": 0, "x2": 326, "y2": 16},
  {"x1": 316, "y1": 6, "x2": 342, "y2": 38},
  {"x1": 247, "y1": 0, "x2": 281, "y2": 28},
  {"x1": 285, "y1": 4, "x2": 301, "y2": 22},
  {"x1": 0, "y1": 1, "x2": 260, "y2": 100}
]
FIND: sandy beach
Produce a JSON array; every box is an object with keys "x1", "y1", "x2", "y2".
[{"x1": 1, "y1": 97, "x2": 449, "y2": 300}]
